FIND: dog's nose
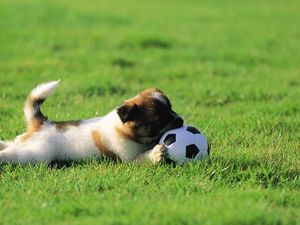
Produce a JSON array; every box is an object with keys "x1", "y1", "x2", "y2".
[{"x1": 173, "y1": 117, "x2": 184, "y2": 128}]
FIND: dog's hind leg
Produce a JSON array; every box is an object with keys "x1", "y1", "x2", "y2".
[
  {"x1": 0, "y1": 146, "x2": 18, "y2": 163},
  {"x1": 0, "y1": 141, "x2": 15, "y2": 151},
  {"x1": 0, "y1": 141, "x2": 9, "y2": 151},
  {"x1": 0, "y1": 144, "x2": 51, "y2": 164}
]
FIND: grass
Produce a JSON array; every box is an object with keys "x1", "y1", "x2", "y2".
[{"x1": 0, "y1": 0, "x2": 299, "y2": 224}]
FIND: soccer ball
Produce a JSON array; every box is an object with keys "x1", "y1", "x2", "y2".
[{"x1": 159, "y1": 125, "x2": 210, "y2": 165}]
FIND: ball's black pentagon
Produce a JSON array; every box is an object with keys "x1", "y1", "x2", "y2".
[
  {"x1": 163, "y1": 134, "x2": 176, "y2": 146},
  {"x1": 186, "y1": 126, "x2": 201, "y2": 134},
  {"x1": 186, "y1": 144, "x2": 200, "y2": 159}
]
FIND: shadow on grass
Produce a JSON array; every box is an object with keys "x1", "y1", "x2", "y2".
[
  {"x1": 49, "y1": 157, "x2": 122, "y2": 169},
  {"x1": 0, "y1": 153, "x2": 298, "y2": 189},
  {"x1": 0, "y1": 157, "x2": 122, "y2": 172}
]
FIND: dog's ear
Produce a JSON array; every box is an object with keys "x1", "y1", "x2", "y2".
[{"x1": 117, "y1": 103, "x2": 140, "y2": 123}]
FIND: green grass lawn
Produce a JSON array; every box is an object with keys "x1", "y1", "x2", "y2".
[{"x1": 0, "y1": 0, "x2": 299, "y2": 224}]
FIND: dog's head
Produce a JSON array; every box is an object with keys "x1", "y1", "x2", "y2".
[{"x1": 116, "y1": 88, "x2": 183, "y2": 145}]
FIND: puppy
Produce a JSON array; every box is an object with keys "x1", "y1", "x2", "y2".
[{"x1": 0, "y1": 81, "x2": 183, "y2": 164}]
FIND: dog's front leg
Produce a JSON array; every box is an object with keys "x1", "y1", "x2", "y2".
[{"x1": 135, "y1": 144, "x2": 168, "y2": 164}]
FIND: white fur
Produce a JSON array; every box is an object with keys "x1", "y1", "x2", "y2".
[
  {"x1": 0, "y1": 81, "x2": 165, "y2": 164},
  {"x1": 30, "y1": 80, "x2": 60, "y2": 99}
]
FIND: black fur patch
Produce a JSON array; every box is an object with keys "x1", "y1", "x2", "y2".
[
  {"x1": 54, "y1": 120, "x2": 81, "y2": 131},
  {"x1": 117, "y1": 103, "x2": 140, "y2": 123},
  {"x1": 33, "y1": 98, "x2": 47, "y2": 121}
]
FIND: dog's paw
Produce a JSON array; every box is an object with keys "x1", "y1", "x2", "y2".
[{"x1": 150, "y1": 144, "x2": 168, "y2": 164}]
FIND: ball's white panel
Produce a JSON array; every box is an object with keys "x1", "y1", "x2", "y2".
[{"x1": 194, "y1": 133, "x2": 209, "y2": 159}]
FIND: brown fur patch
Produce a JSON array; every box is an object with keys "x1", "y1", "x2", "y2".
[
  {"x1": 19, "y1": 133, "x2": 33, "y2": 142},
  {"x1": 19, "y1": 118, "x2": 44, "y2": 142},
  {"x1": 54, "y1": 121, "x2": 81, "y2": 131},
  {"x1": 20, "y1": 96, "x2": 47, "y2": 142},
  {"x1": 115, "y1": 123, "x2": 136, "y2": 141},
  {"x1": 126, "y1": 88, "x2": 161, "y2": 105},
  {"x1": 28, "y1": 118, "x2": 43, "y2": 132},
  {"x1": 91, "y1": 130, "x2": 118, "y2": 160}
]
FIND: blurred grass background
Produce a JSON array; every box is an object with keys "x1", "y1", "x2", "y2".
[{"x1": 0, "y1": 0, "x2": 299, "y2": 224}]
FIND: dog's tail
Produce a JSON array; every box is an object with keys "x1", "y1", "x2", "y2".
[{"x1": 24, "y1": 80, "x2": 60, "y2": 131}]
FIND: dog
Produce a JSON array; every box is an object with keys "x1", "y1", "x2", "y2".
[{"x1": 0, "y1": 81, "x2": 183, "y2": 164}]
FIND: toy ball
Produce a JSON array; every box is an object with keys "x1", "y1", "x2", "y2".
[{"x1": 159, "y1": 125, "x2": 210, "y2": 165}]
